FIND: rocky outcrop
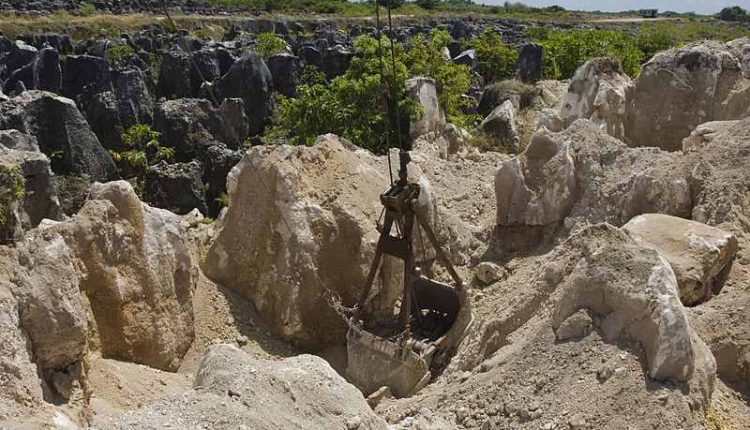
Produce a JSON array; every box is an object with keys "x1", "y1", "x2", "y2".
[
  {"x1": 0, "y1": 130, "x2": 61, "y2": 234},
  {"x1": 406, "y1": 77, "x2": 446, "y2": 139},
  {"x1": 115, "y1": 345, "x2": 388, "y2": 430},
  {"x1": 623, "y1": 214, "x2": 738, "y2": 306},
  {"x1": 626, "y1": 41, "x2": 750, "y2": 151},
  {"x1": 478, "y1": 100, "x2": 519, "y2": 152},
  {"x1": 0, "y1": 91, "x2": 118, "y2": 181},
  {"x1": 516, "y1": 43, "x2": 544, "y2": 84},
  {"x1": 203, "y1": 135, "x2": 399, "y2": 349},
  {"x1": 144, "y1": 160, "x2": 208, "y2": 216},
  {"x1": 51, "y1": 181, "x2": 197, "y2": 371},
  {"x1": 214, "y1": 52, "x2": 272, "y2": 136},
  {"x1": 560, "y1": 57, "x2": 633, "y2": 141},
  {"x1": 267, "y1": 52, "x2": 300, "y2": 97},
  {"x1": 153, "y1": 98, "x2": 248, "y2": 160},
  {"x1": 494, "y1": 120, "x2": 691, "y2": 250}
]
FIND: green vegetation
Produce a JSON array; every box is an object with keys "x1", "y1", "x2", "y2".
[
  {"x1": 105, "y1": 44, "x2": 135, "y2": 65},
  {"x1": 111, "y1": 125, "x2": 174, "y2": 177},
  {"x1": 465, "y1": 29, "x2": 519, "y2": 83},
  {"x1": 269, "y1": 30, "x2": 473, "y2": 153},
  {"x1": 409, "y1": 30, "x2": 475, "y2": 127},
  {"x1": 78, "y1": 2, "x2": 96, "y2": 16},
  {"x1": 0, "y1": 165, "x2": 25, "y2": 231},
  {"x1": 719, "y1": 6, "x2": 749, "y2": 22},
  {"x1": 254, "y1": 33, "x2": 288, "y2": 59},
  {"x1": 529, "y1": 27, "x2": 643, "y2": 79}
]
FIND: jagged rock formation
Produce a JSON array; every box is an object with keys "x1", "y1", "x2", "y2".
[
  {"x1": 114, "y1": 345, "x2": 388, "y2": 430},
  {"x1": 203, "y1": 135, "x2": 400, "y2": 349},
  {"x1": 406, "y1": 77, "x2": 446, "y2": 139},
  {"x1": 623, "y1": 214, "x2": 738, "y2": 306},
  {"x1": 626, "y1": 41, "x2": 750, "y2": 151},
  {"x1": 0, "y1": 91, "x2": 118, "y2": 181},
  {"x1": 559, "y1": 57, "x2": 633, "y2": 141},
  {"x1": 380, "y1": 224, "x2": 716, "y2": 429}
]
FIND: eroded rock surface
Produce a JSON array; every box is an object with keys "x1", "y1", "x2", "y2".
[
  {"x1": 115, "y1": 345, "x2": 387, "y2": 430},
  {"x1": 623, "y1": 214, "x2": 738, "y2": 306},
  {"x1": 626, "y1": 41, "x2": 750, "y2": 151}
]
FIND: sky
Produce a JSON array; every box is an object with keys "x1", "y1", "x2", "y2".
[{"x1": 479, "y1": 0, "x2": 750, "y2": 15}]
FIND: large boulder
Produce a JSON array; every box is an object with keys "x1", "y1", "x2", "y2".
[
  {"x1": 31, "y1": 48, "x2": 62, "y2": 93},
  {"x1": 200, "y1": 143, "x2": 242, "y2": 216},
  {"x1": 214, "y1": 52, "x2": 272, "y2": 136},
  {"x1": 115, "y1": 345, "x2": 388, "y2": 430},
  {"x1": 0, "y1": 91, "x2": 118, "y2": 181},
  {"x1": 626, "y1": 41, "x2": 750, "y2": 151},
  {"x1": 551, "y1": 235, "x2": 695, "y2": 381},
  {"x1": 61, "y1": 55, "x2": 111, "y2": 106},
  {"x1": 267, "y1": 52, "x2": 300, "y2": 97},
  {"x1": 0, "y1": 130, "x2": 61, "y2": 236},
  {"x1": 86, "y1": 91, "x2": 124, "y2": 150},
  {"x1": 157, "y1": 51, "x2": 192, "y2": 99},
  {"x1": 406, "y1": 77, "x2": 446, "y2": 139},
  {"x1": 0, "y1": 279, "x2": 44, "y2": 409},
  {"x1": 560, "y1": 57, "x2": 633, "y2": 141},
  {"x1": 623, "y1": 214, "x2": 738, "y2": 306},
  {"x1": 478, "y1": 100, "x2": 520, "y2": 152},
  {"x1": 153, "y1": 98, "x2": 248, "y2": 160},
  {"x1": 51, "y1": 181, "x2": 197, "y2": 371},
  {"x1": 12, "y1": 229, "x2": 87, "y2": 398},
  {"x1": 203, "y1": 136, "x2": 402, "y2": 349},
  {"x1": 322, "y1": 44, "x2": 354, "y2": 79},
  {"x1": 516, "y1": 43, "x2": 544, "y2": 84},
  {"x1": 111, "y1": 68, "x2": 153, "y2": 130},
  {"x1": 144, "y1": 160, "x2": 208, "y2": 216},
  {"x1": 494, "y1": 120, "x2": 692, "y2": 251}
]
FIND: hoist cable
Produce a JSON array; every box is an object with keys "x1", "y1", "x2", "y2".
[
  {"x1": 386, "y1": 2, "x2": 404, "y2": 151},
  {"x1": 375, "y1": 2, "x2": 394, "y2": 185}
]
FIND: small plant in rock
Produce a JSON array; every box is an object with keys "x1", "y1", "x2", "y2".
[
  {"x1": 254, "y1": 33, "x2": 288, "y2": 60},
  {"x1": 0, "y1": 165, "x2": 25, "y2": 232},
  {"x1": 105, "y1": 44, "x2": 135, "y2": 65},
  {"x1": 111, "y1": 125, "x2": 174, "y2": 178}
]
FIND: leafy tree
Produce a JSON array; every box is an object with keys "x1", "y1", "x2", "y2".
[
  {"x1": 270, "y1": 30, "x2": 477, "y2": 152},
  {"x1": 254, "y1": 33, "x2": 288, "y2": 59},
  {"x1": 416, "y1": 0, "x2": 440, "y2": 10},
  {"x1": 270, "y1": 35, "x2": 414, "y2": 153},
  {"x1": 465, "y1": 29, "x2": 519, "y2": 83},
  {"x1": 719, "y1": 6, "x2": 749, "y2": 22},
  {"x1": 0, "y1": 165, "x2": 25, "y2": 232}
]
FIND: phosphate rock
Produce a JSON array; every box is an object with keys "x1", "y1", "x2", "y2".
[
  {"x1": 144, "y1": 160, "x2": 208, "y2": 216},
  {"x1": 407, "y1": 76, "x2": 446, "y2": 140},
  {"x1": 0, "y1": 91, "x2": 118, "y2": 181},
  {"x1": 623, "y1": 214, "x2": 738, "y2": 305},
  {"x1": 115, "y1": 345, "x2": 387, "y2": 430},
  {"x1": 53, "y1": 181, "x2": 196, "y2": 371},
  {"x1": 560, "y1": 57, "x2": 633, "y2": 141},
  {"x1": 626, "y1": 41, "x2": 750, "y2": 151},
  {"x1": 203, "y1": 135, "x2": 407, "y2": 349}
]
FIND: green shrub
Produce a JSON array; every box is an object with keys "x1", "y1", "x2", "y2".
[
  {"x1": 0, "y1": 165, "x2": 25, "y2": 230},
  {"x1": 270, "y1": 35, "x2": 414, "y2": 153},
  {"x1": 530, "y1": 28, "x2": 643, "y2": 79},
  {"x1": 465, "y1": 29, "x2": 519, "y2": 83},
  {"x1": 408, "y1": 29, "x2": 476, "y2": 127},
  {"x1": 111, "y1": 125, "x2": 174, "y2": 177},
  {"x1": 105, "y1": 44, "x2": 135, "y2": 65},
  {"x1": 254, "y1": 33, "x2": 288, "y2": 59},
  {"x1": 719, "y1": 6, "x2": 749, "y2": 22},
  {"x1": 79, "y1": 2, "x2": 96, "y2": 16},
  {"x1": 271, "y1": 31, "x2": 475, "y2": 152}
]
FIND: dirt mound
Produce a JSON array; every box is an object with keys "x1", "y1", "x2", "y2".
[{"x1": 378, "y1": 224, "x2": 716, "y2": 429}]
